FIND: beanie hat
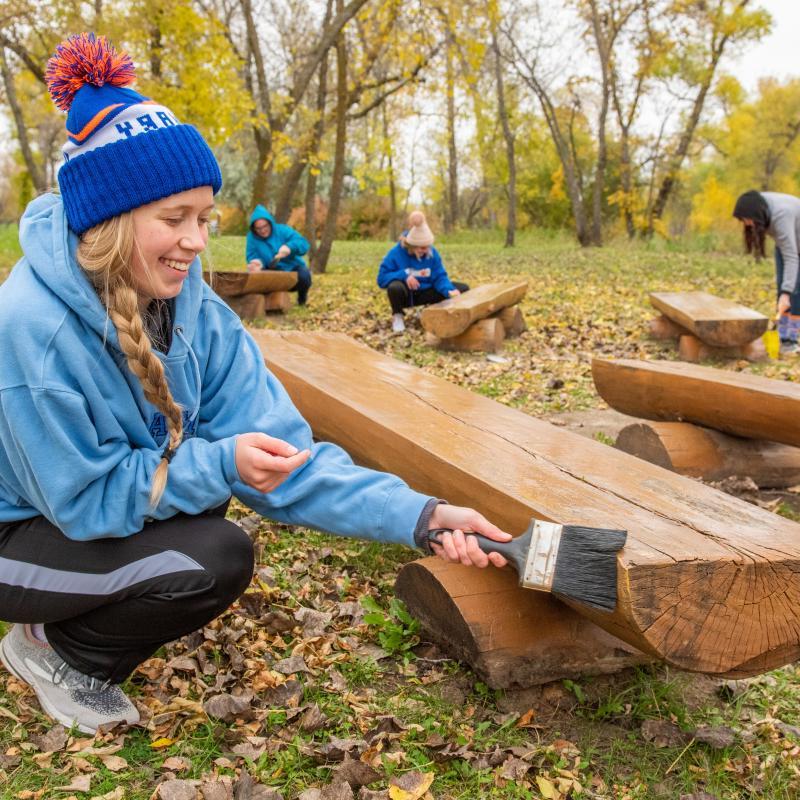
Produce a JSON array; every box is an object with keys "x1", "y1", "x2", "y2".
[
  {"x1": 46, "y1": 32, "x2": 222, "y2": 234},
  {"x1": 732, "y1": 190, "x2": 770, "y2": 229},
  {"x1": 405, "y1": 211, "x2": 434, "y2": 247}
]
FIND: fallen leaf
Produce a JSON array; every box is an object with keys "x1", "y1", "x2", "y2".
[
  {"x1": 157, "y1": 779, "x2": 198, "y2": 800},
  {"x1": 57, "y1": 775, "x2": 92, "y2": 792},
  {"x1": 388, "y1": 771, "x2": 434, "y2": 800}
]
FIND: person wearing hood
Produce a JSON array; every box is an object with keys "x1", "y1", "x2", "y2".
[
  {"x1": 733, "y1": 190, "x2": 800, "y2": 350},
  {"x1": 377, "y1": 211, "x2": 469, "y2": 333},
  {"x1": 246, "y1": 206, "x2": 312, "y2": 306},
  {"x1": 0, "y1": 35, "x2": 509, "y2": 735}
]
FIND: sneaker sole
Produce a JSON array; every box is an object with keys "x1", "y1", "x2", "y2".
[{"x1": 0, "y1": 634, "x2": 96, "y2": 734}]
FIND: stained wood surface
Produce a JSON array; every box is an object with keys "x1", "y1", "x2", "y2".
[
  {"x1": 254, "y1": 331, "x2": 800, "y2": 677},
  {"x1": 420, "y1": 281, "x2": 528, "y2": 338},
  {"x1": 263, "y1": 291, "x2": 292, "y2": 312},
  {"x1": 592, "y1": 357, "x2": 800, "y2": 447},
  {"x1": 203, "y1": 270, "x2": 297, "y2": 297},
  {"x1": 616, "y1": 421, "x2": 800, "y2": 488},
  {"x1": 425, "y1": 317, "x2": 506, "y2": 352},
  {"x1": 649, "y1": 291, "x2": 768, "y2": 347}
]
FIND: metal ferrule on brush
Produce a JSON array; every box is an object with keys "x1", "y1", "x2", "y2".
[{"x1": 520, "y1": 520, "x2": 563, "y2": 591}]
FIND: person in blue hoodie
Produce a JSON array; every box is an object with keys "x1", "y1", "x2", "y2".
[
  {"x1": 0, "y1": 35, "x2": 509, "y2": 735},
  {"x1": 246, "y1": 206, "x2": 312, "y2": 305},
  {"x1": 377, "y1": 211, "x2": 469, "y2": 333}
]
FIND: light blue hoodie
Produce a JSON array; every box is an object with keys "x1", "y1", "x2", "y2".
[{"x1": 0, "y1": 194, "x2": 430, "y2": 543}]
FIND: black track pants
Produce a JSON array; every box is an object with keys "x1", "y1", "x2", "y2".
[
  {"x1": 386, "y1": 281, "x2": 470, "y2": 314},
  {"x1": 0, "y1": 503, "x2": 254, "y2": 683}
]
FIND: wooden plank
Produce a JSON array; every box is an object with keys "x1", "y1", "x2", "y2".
[
  {"x1": 254, "y1": 331, "x2": 800, "y2": 678},
  {"x1": 420, "y1": 281, "x2": 528, "y2": 338},
  {"x1": 592, "y1": 357, "x2": 800, "y2": 447},
  {"x1": 649, "y1": 291, "x2": 768, "y2": 347},
  {"x1": 425, "y1": 318, "x2": 505, "y2": 353},
  {"x1": 615, "y1": 421, "x2": 800, "y2": 488},
  {"x1": 203, "y1": 270, "x2": 297, "y2": 297}
]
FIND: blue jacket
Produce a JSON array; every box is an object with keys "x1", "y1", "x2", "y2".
[
  {"x1": 377, "y1": 240, "x2": 455, "y2": 296},
  {"x1": 0, "y1": 194, "x2": 430, "y2": 543},
  {"x1": 246, "y1": 206, "x2": 309, "y2": 272}
]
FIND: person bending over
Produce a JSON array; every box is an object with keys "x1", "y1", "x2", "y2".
[
  {"x1": 377, "y1": 211, "x2": 469, "y2": 333},
  {"x1": 246, "y1": 206, "x2": 312, "y2": 306}
]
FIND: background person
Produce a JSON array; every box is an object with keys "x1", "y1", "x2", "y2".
[
  {"x1": 246, "y1": 206, "x2": 312, "y2": 306},
  {"x1": 0, "y1": 34, "x2": 509, "y2": 735},
  {"x1": 733, "y1": 190, "x2": 800, "y2": 350},
  {"x1": 377, "y1": 211, "x2": 469, "y2": 333}
]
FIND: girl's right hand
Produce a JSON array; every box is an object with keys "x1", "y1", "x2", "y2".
[{"x1": 235, "y1": 433, "x2": 311, "y2": 493}]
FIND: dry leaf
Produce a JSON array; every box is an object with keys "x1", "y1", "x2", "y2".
[
  {"x1": 388, "y1": 771, "x2": 434, "y2": 800},
  {"x1": 57, "y1": 775, "x2": 92, "y2": 792}
]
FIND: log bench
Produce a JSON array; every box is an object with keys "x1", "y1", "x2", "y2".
[
  {"x1": 647, "y1": 292, "x2": 769, "y2": 362},
  {"x1": 421, "y1": 281, "x2": 528, "y2": 352},
  {"x1": 593, "y1": 357, "x2": 800, "y2": 448},
  {"x1": 203, "y1": 270, "x2": 297, "y2": 319},
  {"x1": 252, "y1": 330, "x2": 800, "y2": 684}
]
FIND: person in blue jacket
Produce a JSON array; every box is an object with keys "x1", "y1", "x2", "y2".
[
  {"x1": 0, "y1": 35, "x2": 508, "y2": 735},
  {"x1": 246, "y1": 206, "x2": 312, "y2": 305},
  {"x1": 377, "y1": 211, "x2": 469, "y2": 333}
]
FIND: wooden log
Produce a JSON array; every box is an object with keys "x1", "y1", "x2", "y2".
[
  {"x1": 648, "y1": 314, "x2": 689, "y2": 341},
  {"x1": 425, "y1": 318, "x2": 506, "y2": 353},
  {"x1": 592, "y1": 357, "x2": 800, "y2": 448},
  {"x1": 649, "y1": 291, "x2": 768, "y2": 347},
  {"x1": 420, "y1": 281, "x2": 528, "y2": 338},
  {"x1": 263, "y1": 291, "x2": 291, "y2": 312},
  {"x1": 615, "y1": 421, "x2": 800, "y2": 488},
  {"x1": 491, "y1": 305, "x2": 527, "y2": 337},
  {"x1": 678, "y1": 334, "x2": 766, "y2": 363},
  {"x1": 225, "y1": 293, "x2": 266, "y2": 320},
  {"x1": 254, "y1": 331, "x2": 800, "y2": 679},
  {"x1": 203, "y1": 270, "x2": 297, "y2": 297}
]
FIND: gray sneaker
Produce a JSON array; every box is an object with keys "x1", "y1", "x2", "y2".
[
  {"x1": 0, "y1": 624, "x2": 139, "y2": 734},
  {"x1": 391, "y1": 313, "x2": 406, "y2": 333}
]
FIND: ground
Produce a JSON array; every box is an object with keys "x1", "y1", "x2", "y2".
[{"x1": 1, "y1": 228, "x2": 799, "y2": 799}]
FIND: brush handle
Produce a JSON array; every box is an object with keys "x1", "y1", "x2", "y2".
[{"x1": 426, "y1": 528, "x2": 526, "y2": 570}]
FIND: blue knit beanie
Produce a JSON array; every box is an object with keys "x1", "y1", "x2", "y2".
[{"x1": 46, "y1": 33, "x2": 222, "y2": 234}]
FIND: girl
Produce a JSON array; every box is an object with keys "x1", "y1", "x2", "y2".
[
  {"x1": 377, "y1": 211, "x2": 469, "y2": 333},
  {"x1": 733, "y1": 190, "x2": 800, "y2": 350},
  {"x1": 0, "y1": 34, "x2": 508, "y2": 734}
]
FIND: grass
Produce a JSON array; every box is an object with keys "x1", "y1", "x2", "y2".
[{"x1": 1, "y1": 225, "x2": 800, "y2": 798}]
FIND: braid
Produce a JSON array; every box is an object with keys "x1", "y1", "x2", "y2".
[
  {"x1": 77, "y1": 214, "x2": 183, "y2": 508},
  {"x1": 108, "y1": 285, "x2": 183, "y2": 506}
]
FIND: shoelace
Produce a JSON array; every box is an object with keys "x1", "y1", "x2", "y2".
[{"x1": 52, "y1": 659, "x2": 112, "y2": 692}]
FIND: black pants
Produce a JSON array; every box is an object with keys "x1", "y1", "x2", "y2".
[
  {"x1": 0, "y1": 502, "x2": 253, "y2": 683},
  {"x1": 386, "y1": 281, "x2": 470, "y2": 314}
]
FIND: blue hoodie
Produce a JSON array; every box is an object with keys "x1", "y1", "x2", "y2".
[
  {"x1": 0, "y1": 194, "x2": 430, "y2": 543},
  {"x1": 377, "y1": 240, "x2": 455, "y2": 296},
  {"x1": 246, "y1": 206, "x2": 309, "y2": 272}
]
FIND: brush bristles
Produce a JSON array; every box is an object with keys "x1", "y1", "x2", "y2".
[{"x1": 551, "y1": 526, "x2": 627, "y2": 612}]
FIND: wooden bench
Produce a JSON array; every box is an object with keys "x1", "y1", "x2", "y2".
[
  {"x1": 421, "y1": 281, "x2": 528, "y2": 352},
  {"x1": 203, "y1": 270, "x2": 297, "y2": 319},
  {"x1": 647, "y1": 291, "x2": 768, "y2": 362},
  {"x1": 252, "y1": 330, "x2": 800, "y2": 684},
  {"x1": 593, "y1": 357, "x2": 800, "y2": 448}
]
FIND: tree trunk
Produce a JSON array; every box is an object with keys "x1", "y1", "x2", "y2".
[
  {"x1": 1, "y1": 47, "x2": 45, "y2": 193},
  {"x1": 492, "y1": 32, "x2": 516, "y2": 248},
  {"x1": 382, "y1": 103, "x2": 398, "y2": 240},
  {"x1": 312, "y1": 4, "x2": 348, "y2": 274},
  {"x1": 444, "y1": 30, "x2": 459, "y2": 233}
]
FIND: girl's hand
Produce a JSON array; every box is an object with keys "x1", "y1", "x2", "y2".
[
  {"x1": 276, "y1": 245, "x2": 291, "y2": 260},
  {"x1": 448, "y1": 289, "x2": 461, "y2": 298},
  {"x1": 406, "y1": 275, "x2": 420, "y2": 290},
  {"x1": 247, "y1": 259, "x2": 262, "y2": 273},
  {"x1": 778, "y1": 292, "x2": 791, "y2": 316},
  {"x1": 428, "y1": 504, "x2": 510, "y2": 568},
  {"x1": 235, "y1": 433, "x2": 310, "y2": 493}
]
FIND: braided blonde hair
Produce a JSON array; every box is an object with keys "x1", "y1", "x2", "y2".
[{"x1": 77, "y1": 214, "x2": 183, "y2": 508}]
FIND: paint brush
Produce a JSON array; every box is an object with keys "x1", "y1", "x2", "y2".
[{"x1": 428, "y1": 518, "x2": 627, "y2": 612}]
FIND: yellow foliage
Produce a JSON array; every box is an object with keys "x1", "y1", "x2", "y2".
[{"x1": 690, "y1": 176, "x2": 736, "y2": 234}]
